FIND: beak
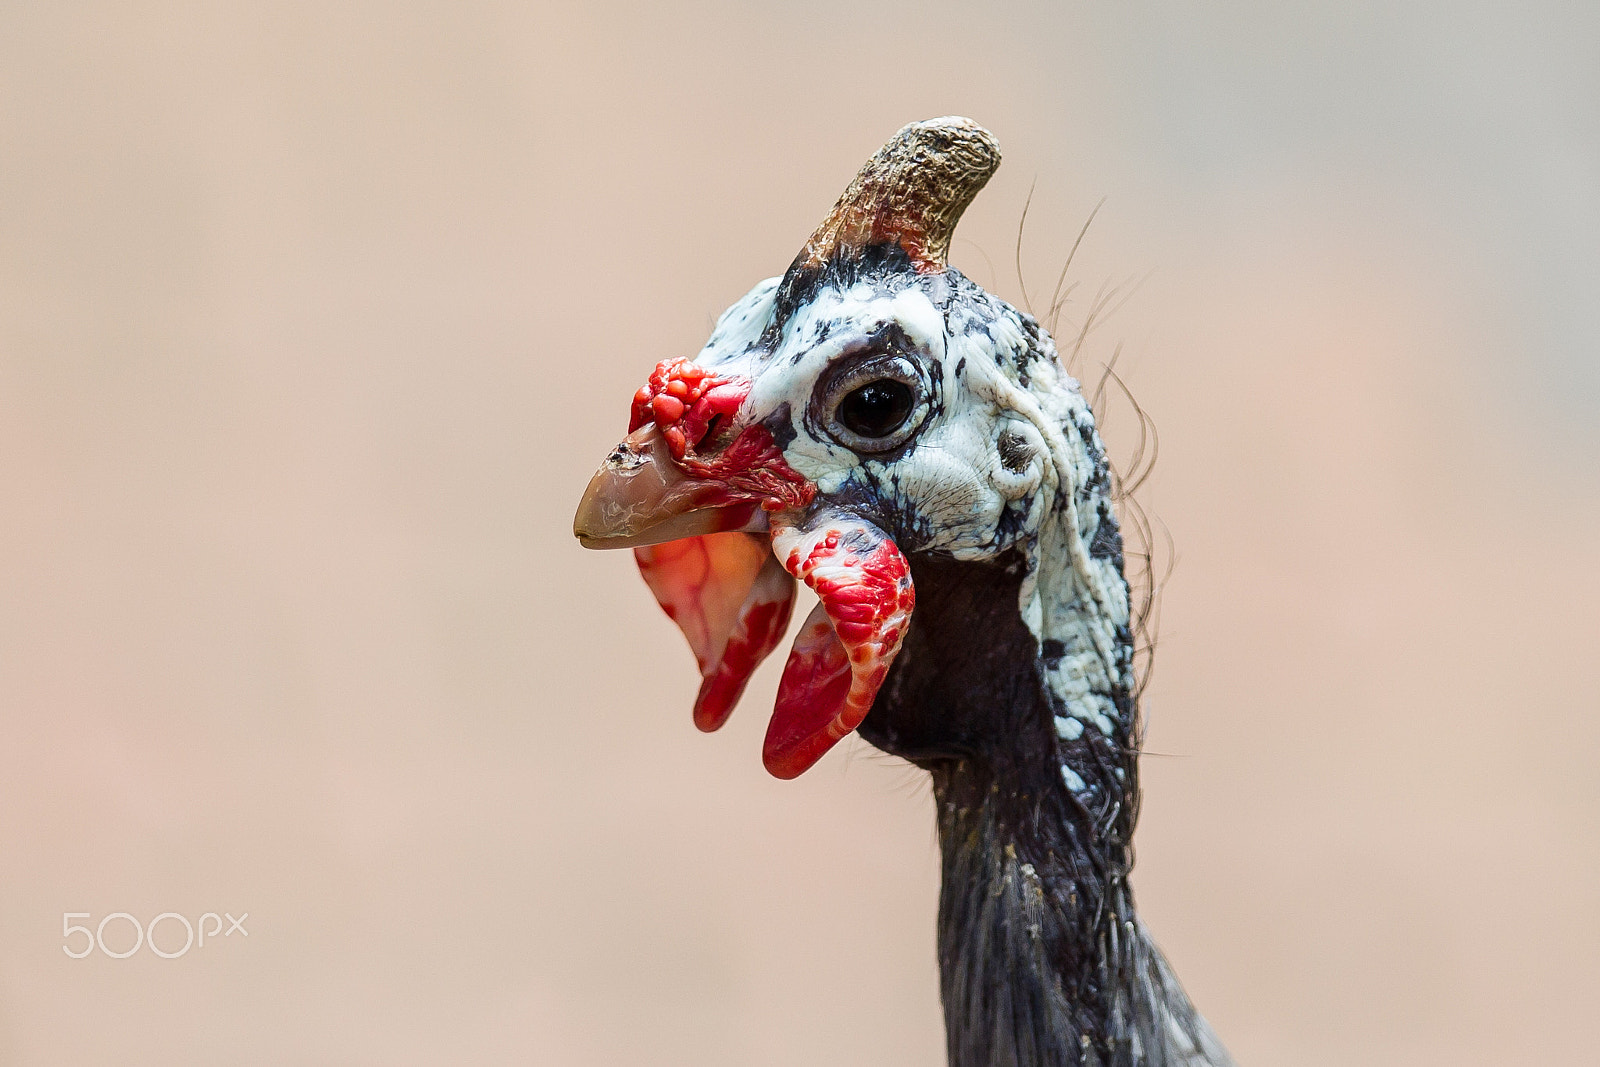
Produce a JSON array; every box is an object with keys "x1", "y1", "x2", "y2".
[{"x1": 573, "y1": 425, "x2": 765, "y2": 550}]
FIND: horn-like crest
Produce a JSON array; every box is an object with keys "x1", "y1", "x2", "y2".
[{"x1": 793, "y1": 116, "x2": 1001, "y2": 275}]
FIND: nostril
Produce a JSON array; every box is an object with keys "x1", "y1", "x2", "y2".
[{"x1": 699, "y1": 413, "x2": 723, "y2": 449}]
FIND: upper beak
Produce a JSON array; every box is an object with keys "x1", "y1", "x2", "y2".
[{"x1": 573, "y1": 425, "x2": 765, "y2": 550}]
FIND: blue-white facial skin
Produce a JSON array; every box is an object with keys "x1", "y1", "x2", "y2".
[{"x1": 686, "y1": 266, "x2": 1136, "y2": 768}]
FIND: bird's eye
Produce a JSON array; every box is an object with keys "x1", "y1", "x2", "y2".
[
  {"x1": 818, "y1": 355, "x2": 929, "y2": 454},
  {"x1": 838, "y1": 380, "x2": 914, "y2": 439}
]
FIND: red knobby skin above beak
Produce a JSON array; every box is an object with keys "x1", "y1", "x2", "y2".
[{"x1": 575, "y1": 358, "x2": 914, "y2": 778}]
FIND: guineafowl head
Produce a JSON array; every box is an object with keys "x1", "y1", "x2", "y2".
[{"x1": 575, "y1": 117, "x2": 1130, "y2": 788}]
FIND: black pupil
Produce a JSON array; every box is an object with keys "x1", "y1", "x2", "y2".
[{"x1": 838, "y1": 379, "x2": 914, "y2": 439}]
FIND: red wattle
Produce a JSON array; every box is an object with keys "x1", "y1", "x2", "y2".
[
  {"x1": 634, "y1": 533, "x2": 797, "y2": 732},
  {"x1": 766, "y1": 603, "x2": 855, "y2": 778},
  {"x1": 692, "y1": 553, "x2": 794, "y2": 731},
  {"x1": 764, "y1": 511, "x2": 915, "y2": 779}
]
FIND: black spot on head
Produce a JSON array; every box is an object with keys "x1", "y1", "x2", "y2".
[
  {"x1": 771, "y1": 259, "x2": 824, "y2": 330},
  {"x1": 897, "y1": 505, "x2": 936, "y2": 551},
  {"x1": 1018, "y1": 313, "x2": 1043, "y2": 345},
  {"x1": 762, "y1": 402, "x2": 797, "y2": 450},
  {"x1": 775, "y1": 242, "x2": 918, "y2": 329},
  {"x1": 844, "y1": 241, "x2": 920, "y2": 281},
  {"x1": 993, "y1": 498, "x2": 1030, "y2": 546},
  {"x1": 1041, "y1": 639, "x2": 1066, "y2": 663},
  {"x1": 1088, "y1": 502, "x2": 1124, "y2": 566},
  {"x1": 864, "y1": 320, "x2": 914, "y2": 354},
  {"x1": 955, "y1": 357, "x2": 967, "y2": 377}
]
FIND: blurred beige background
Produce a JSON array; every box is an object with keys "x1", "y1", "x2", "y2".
[{"x1": 3, "y1": 2, "x2": 1598, "y2": 1064}]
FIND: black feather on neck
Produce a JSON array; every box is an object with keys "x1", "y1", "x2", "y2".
[{"x1": 859, "y1": 551, "x2": 1230, "y2": 1067}]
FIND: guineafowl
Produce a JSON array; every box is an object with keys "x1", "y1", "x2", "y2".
[{"x1": 575, "y1": 117, "x2": 1233, "y2": 1067}]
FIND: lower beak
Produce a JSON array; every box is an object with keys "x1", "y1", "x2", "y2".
[{"x1": 573, "y1": 425, "x2": 765, "y2": 549}]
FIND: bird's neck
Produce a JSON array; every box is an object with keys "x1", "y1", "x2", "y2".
[
  {"x1": 931, "y1": 753, "x2": 1136, "y2": 1067},
  {"x1": 860, "y1": 536, "x2": 1143, "y2": 1057},
  {"x1": 928, "y1": 749, "x2": 1229, "y2": 1066},
  {"x1": 862, "y1": 507, "x2": 1227, "y2": 1065}
]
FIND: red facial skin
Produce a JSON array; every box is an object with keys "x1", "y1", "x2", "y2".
[{"x1": 624, "y1": 358, "x2": 915, "y2": 778}]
